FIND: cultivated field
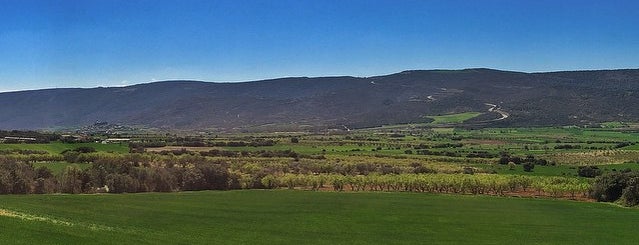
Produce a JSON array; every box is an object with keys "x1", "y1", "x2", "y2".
[{"x1": 1, "y1": 190, "x2": 638, "y2": 244}]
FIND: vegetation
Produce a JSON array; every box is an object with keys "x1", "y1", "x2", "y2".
[
  {"x1": 1, "y1": 190, "x2": 639, "y2": 244},
  {"x1": 271, "y1": 173, "x2": 589, "y2": 199},
  {"x1": 4, "y1": 69, "x2": 639, "y2": 130},
  {"x1": 1, "y1": 125, "x2": 639, "y2": 243},
  {"x1": 426, "y1": 112, "x2": 483, "y2": 124},
  {"x1": 1, "y1": 125, "x2": 639, "y2": 205},
  {"x1": 591, "y1": 171, "x2": 639, "y2": 206}
]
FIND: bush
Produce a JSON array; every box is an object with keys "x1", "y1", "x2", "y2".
[
  {"x1": 577, "y1": 166, "x2": 602, "y2": 178},
  {"x1": 591, "y1": 172, "x2": 632, "y2": 202},
  {"x1": 260, "y1": 175, "x2": 279, "y2": 189},
  {"x1": 621, "y1": 177, "x2": 639, "y2": 206},
  {"x1": 74, "y1": 146, "x2": 97, "y2": 153},
  {"x1": 522, "y1": 162, "x2": 534, "y2": 172}
]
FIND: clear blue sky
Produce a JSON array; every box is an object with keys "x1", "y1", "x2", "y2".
[{"x1": 1, "y1": 0, "x2": 638, "y2": 91}]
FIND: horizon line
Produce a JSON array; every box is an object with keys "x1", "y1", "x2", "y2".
[{"x1": 1, "y1": 66, "x2": 638, "y2": 93}]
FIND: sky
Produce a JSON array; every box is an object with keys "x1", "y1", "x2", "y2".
[{"x1": 0, "y1": 0, "x2": 638, "y2": 91}]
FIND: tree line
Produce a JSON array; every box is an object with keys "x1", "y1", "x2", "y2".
[
  {"x1": 0, "y1": 155, "x2": 238, "y2": 194},
  {"x1": 265, "y1": 173, "x2": 590, "y2": 198}
]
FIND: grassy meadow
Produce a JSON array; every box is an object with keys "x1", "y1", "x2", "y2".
[
  {"x1": 427, "y1": 112, "x2": 483, "y2": 124},
  {"x1": 1, "y1": 190, "x2": 638, "y2": 244}
]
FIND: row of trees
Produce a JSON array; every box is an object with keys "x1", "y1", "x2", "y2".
[
  {"x1": 266, "y1": 173, "x2": 591, "y2": 198},
  {"x1": 54, "y1": 151, "x2": 465, "y2": 175},
  {"x1": 0, "y1": 157, "x2": 240, "y2": 194},
  {"x1": 1, "y1": 150, "x2": 591, "y2": 198},
  {"x1": 130, "y1": 139, "x2": 278, "y2": 149}
]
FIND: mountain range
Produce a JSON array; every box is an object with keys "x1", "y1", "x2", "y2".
[{"x1": 1, "y1": 68, "x2": 639, "y2": 131}]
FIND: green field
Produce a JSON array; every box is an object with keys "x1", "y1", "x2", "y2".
[
  {"x1": 1, "y1": 190, "x2": 638, "y2": 244},
  {"x1": 427, "y1": 112, "x2": 482, "y2": 124}
]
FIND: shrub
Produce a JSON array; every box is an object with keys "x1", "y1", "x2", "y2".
[
  {"x1": 522, "y1": 162, "x2": 534, "y2": 172},
  {"x1": 74, "y1": 146, "x2": 97, "y2": 153},
  {"x1": 260, "y1": 175, "x2": 279, "y2": 189},
  {"x1": 621, "y1": 177, "x2": 639, "y2": 206},
  {"x1": 577, "y1": 166, "x2": 602, "y2": 178},
  {"x1": 591, "y1": 172, "x2": 629, "y2": 202}
]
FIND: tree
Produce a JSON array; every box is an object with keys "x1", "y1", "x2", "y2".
[
  {"x1": 198, "y1": 163, "x2": 231, "y2": 190},
  {"x1": 106, "y1": 173, "x2": 139, "y2": 193},
  {"x1": 181, "y1": 166, "x2": 204, "y2": 191},
  {"x1": 151, "y1": 167, "x2": 177, "y2": 192},
  {"x1": 60, "y1": 166, "x2": 84, "y2": 194}
]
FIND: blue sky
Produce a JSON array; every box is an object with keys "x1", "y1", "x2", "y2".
[{"x1": 1, "y1": 0, "x2": 638, "y2": 91}]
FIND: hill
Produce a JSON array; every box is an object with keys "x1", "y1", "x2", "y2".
[{"x1": 1, "y1": 68, "x2": 639, "y2": 130}]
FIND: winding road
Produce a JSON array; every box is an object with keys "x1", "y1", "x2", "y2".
[{"x1": 484, "y1": 103, "x2": 510, "y2": 121}]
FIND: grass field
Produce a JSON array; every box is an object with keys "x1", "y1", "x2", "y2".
[
  {"x1": 1, "y1": 190, "x2": 638, "y2": 244},
  {"x1": 427, "y1": 112, "x2": 483, "y2": 124}
]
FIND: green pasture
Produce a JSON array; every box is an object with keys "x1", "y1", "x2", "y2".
[
  {"x1": 1, "y1": 190, "x2": 638, "y2": 244},
  {"x1": 427, "y1": 112, "x2": 482, "y2": 124},
  {"x1": 600, "y1": 121, "x2": 627, "y2": 128}
]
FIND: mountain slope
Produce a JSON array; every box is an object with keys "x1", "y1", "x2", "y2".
[{"x1": 1, "y1": 68, "x2": 639, "y2": 130}]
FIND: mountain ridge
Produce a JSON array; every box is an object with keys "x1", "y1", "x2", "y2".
[{"x1": 2, "y1": 68, "x2": 639, "y2": 131}]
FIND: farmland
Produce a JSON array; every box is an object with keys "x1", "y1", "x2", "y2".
[
  {"x1": 2, "y1": 125, "x2": 639, "y2": 243},
  {"x1": 1, "y1": 190, "x2": 639, "y2": 244},
  {"x1": 2, "y1": 125, "x2": 639, "y2": 196},
  {"x1": 426, "y1": 112, "x2": 483, "y2": 124}
]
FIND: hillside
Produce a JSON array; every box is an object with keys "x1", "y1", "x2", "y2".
[{"x1": 1, "y1": 68, "x2": 639, "y2": 131}]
